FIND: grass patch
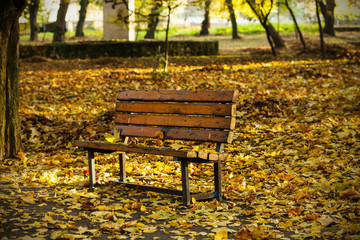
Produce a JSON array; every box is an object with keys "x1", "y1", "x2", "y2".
[{"x1": 19, "y1": 23, "x2": 321, "y2": 43}]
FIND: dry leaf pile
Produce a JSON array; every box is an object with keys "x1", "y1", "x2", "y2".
[{"x1": 0, "y1": 50, "x2": 359, "y2": 239}]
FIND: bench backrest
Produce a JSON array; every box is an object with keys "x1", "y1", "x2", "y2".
[{"x1": 114, "y1": 90, "x2": 238, "y2": 144}]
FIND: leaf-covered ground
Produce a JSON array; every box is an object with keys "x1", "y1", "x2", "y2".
[{"x1": 1, "y1": 41, "x2": 360, "y2": 240}]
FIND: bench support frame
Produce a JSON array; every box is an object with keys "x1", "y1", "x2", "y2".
[{"x1": 85, "y1": 143, "x2": 224, "y2": 206}]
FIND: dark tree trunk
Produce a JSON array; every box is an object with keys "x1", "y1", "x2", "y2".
[
  {"x1": 316, "y1": 0, "x2": 326, "y2": 58},
  {"x1": 200, "y1": 0, "x2": 211, "y2": 36},
  {"x1": 53, "y1": 0, "x2": 69, "y2": 42},
  {"x1": 28, "y1": 0, "x2": 40, "y2": 41},
  {"x1": 164, "y1": 5, "x2": 171, "y2": 72},
  {"x1": 246, "y1": 0, "x2": 276, "y2": 56},
  {"x1": 6, "y1": 20, "x2": 22, "y2": 158},
  {"x1": 0, "y1": 0, "x2": 27, "y2": 160},
  {"x1": 225, "y1": 0, "x2": 239, "y2": 39},
  {"x1": 75, "y1": 0, "x2": 89, "y2": 37},
  {"x1": 266, "y1": 23, "x2": 286, "y2": 48},
  {"x1": 319, "y1": 0, "x2": 336, "y2": 36},
  {"x1": 285, "y1": 0, "x2": 306, "y2": 50},
  {"x1": 145, "y1": 2, "x2": 162, "y2": 39},
  {"x1": 263, "y1": 23, "x2": 276, "y2": 56}
]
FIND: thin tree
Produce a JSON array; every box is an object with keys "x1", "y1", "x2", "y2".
[
  {"x1": 246, "y1": 0, "x2": 277, "y2": 56},
  {"x1": 0, "y1": 0, "x2": 27, "y2": 160},
  {"x1": 284, "y1": 0, "x2": 306, "y2": 50},
  {"x1": 163, "y1": 0, "x2": 185, "y2": 72},
  {"x1": 200, "y1": 0, "x2": 211, "y2": 36},
  {"x1": 75, "y1": 0, "x2": 89, "y2": 37},
  {"x1": 28, "y1": 0, "x2": 40, "y2": 41},
  {"x1": 225, "y1": 0, "x2": 239, "y2": 39},
  {"x1": 316, "y1": 0, "x2": 326, "y2": 58},
  {"x1": 53, "y1": 0, "x2": 70, "y2": 42}
]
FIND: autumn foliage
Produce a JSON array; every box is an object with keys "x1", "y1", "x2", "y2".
[{"x1": 0, "y1": 44, "x2": 359, "y2": 239}]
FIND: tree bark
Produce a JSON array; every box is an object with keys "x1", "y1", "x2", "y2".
[
  {"x1": 316, "y1": 0, "x2": 326, "y2": 58},
  {"x1": 200, "y1": 0, "x2": 211, "y2": 36},
  {"x1": 164, "y1": 4, "x2": 171, "y2": 72},
  {"x1": 6, "y1": 20, "x2": 22, "y2": 158},
  {"x1": 0, "y1": 0, "x2": 27, "y2": 160},
  {"x1": 75, "y1": 0, "x2": 89, "y2": 37},
  {"x1": 319, "y1": 0, "x2": 336, "y2": 36},
  {"x1": 285, "y1": 0, "x2": 306, "y2": 50},
  {"x1": 266, "y1": 23, "x2": 286, "y2": 49},
  {"x1": 145, "y1": 2, "x2": 162, "y2": 39},
  {"x1": 28, "y1": 0, "x2": 40, "y2": 41},
  {"x1": 225, "y1": 0, "x2": 239, "y2": 39},
  {"x1": 53, "y1": 0, "x2": 70, "y2": 42},
  {"x1": 246, "y1": 0, "x2": 277, "y2": 56}
]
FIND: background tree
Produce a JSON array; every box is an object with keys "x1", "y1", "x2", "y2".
[
  {"x1": 245, "y1": 0, "x2": 277, "y2": 56},
  {"x1": 162, "y1": 0, "x2": 186, "y2": 72},
  {"x1": 53, "y1": 0, "x2": 70, "y2": 42},
  {"x1": 200, "y1": 0, "x2": 211, "y2": 36},
  {"x1": 0, "y1": 0, "x2": 27, "y2": 160},
  {"x1": 284, "y1": 0, "x2": 306, "y2": 50},
  {"x1": 75, "y1": 0, "x2": 90, "y2": 37},
  {"x1": 225, "y1": 0, "x2": 239, "y2": 39},
  {"x1": 316, "y1": 0, "x2": 326, "y2": 58},
  {"x1": 318, "y1": 0, "x2": 336, "y2": 36},
  {"x1": 28, "y1": 0, "x2": 40, "y2": 41},
  {"x1": 145, "y1": 0, "x2": 163, "y2": 39}
]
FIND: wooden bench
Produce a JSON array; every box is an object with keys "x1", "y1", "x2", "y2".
[{"x1": 73, "y1": 90, "x2": 238, "y2": 206}]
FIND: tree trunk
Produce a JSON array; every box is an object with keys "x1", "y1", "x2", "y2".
[
  {"x1": 164, "y1": 5, "x2": 171, "y2": 72},
  {"x1": 6, "y1": 20, "x2": 22, "y2": 158},
  {"x1": 266, "y1": 23, "x2": 286, "y2": 48},
  {"x1": 0, "y1": 0, "x2": 27, "y2": 160},
  {"x1": 285, "y1": 0, "x2": 306, "y2": 50},
  {"x1": 75, "y1": 0, "x2": 89, "y2": 37},
  {"x1": 200, "y1": 0, "x2": 211, "y2": 36},
  {"x1": 145, "y1": 2, "x2": 162, "y2": 39},
  {"x1": 53, "y1": 0, "x2": 69, "y2": 42},
  {"x1": 263, "y1": 22, "x2": 276, "y2": 56},
  {"x1": 28, "y1": 0, "x2": 40, "y2": 41},
  {"x1": 316, "y1": 0, "x2": 326, "y2": 58},
  {"x1": 319, "y1": 0, "x2": 335, "y2": 36},
  {"x1": 225, "y1": 0, "x2": 239, "y2": 39}
]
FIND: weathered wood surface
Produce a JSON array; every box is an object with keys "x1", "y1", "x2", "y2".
[
  {"x1": 112, "y1": 125, "x2": 234, "y2": 143},
  {"x1": 115, "y1": 114, "x2": 236, "y2": 129},
  {"x1": 117, "y1": 90, "x2": 239, "y2": 102},
  {"x1": 116, "y1": 102, "x2": 236, "y2": 116},
  {"x1": 73, "y1": 140, "x2": 226, "y2": 161}
]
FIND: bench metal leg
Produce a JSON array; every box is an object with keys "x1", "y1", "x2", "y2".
[
  {"x1": 119, "y1": 152, "x2": 126, "y2": 183},
  {"x1": 214, "y1": 160, "x2": 222, "y2": 201},
  {"x1": 88, "y1": 150, "x2": 95, "y2": 188},
  {"x1": 181, "y1": 158, "x2": 191, "y2": 206}
]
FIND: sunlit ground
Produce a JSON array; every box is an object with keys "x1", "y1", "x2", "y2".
[{"x1": 0, "y1": 35, "x2": 359, "y2": 239}]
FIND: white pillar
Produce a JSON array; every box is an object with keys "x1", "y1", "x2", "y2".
[{"x1": 102, "y1": 0, "x2": 135, "y2": 41}]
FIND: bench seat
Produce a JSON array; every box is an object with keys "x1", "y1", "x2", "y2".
[{"x1": 73, "y1": 90, "x2": 238, "y2": 206}]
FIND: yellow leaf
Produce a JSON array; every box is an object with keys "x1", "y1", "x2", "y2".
[
  {"x1": 215, "y1": 230, "x2": 227, "y2": 240},
  {"x1": 140, "y1": 205, "x2": 147, "y2": 211},
  {"x1": 50, "y1": 231, "x2": 66, "y2": 239},
  {"x1": 104, "y1": 132, "x2": 115, "y2": 143},
  {"x1": 22, "y1": 194, "x2": 36, "y2": 204},
  {"x1": 126, "y1": 166, "x2": 133, "y2": 173},
  {"x1": 154, "y1": 131, "x2": 164, "y2": 139}
]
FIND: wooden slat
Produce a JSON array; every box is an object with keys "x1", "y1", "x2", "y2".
[
  {"x1": 117, "y1": 90, "x2": 239, "y2": 103},
  {"x1": 73, "y1": 141, "x2": 195, "y2": 158},
  {"x1": 116, "y1": 102, "x2": 236, "y2": 116},
  {"x1": 115, "y1": 114, "x2": 235, "y2": 130},
  {"x1": 113, "y1": 125, "x2": 234, "y2": 143}
]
